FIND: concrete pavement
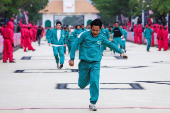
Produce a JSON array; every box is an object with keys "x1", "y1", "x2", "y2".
[{"x1": 0, "y1": 37, "x2": 170, "y2": 113}]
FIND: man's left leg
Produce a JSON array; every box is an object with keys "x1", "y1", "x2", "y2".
[{"x1": 89, "y1": 61, "x2": 100, "y2": 105}]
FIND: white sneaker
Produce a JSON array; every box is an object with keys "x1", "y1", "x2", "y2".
[{"x1": 89, "y1": 103, "x2": 97, "y2": 111}]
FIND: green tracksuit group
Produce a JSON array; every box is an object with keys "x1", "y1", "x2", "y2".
[
  {"x1": 48, "y1": 29, "x2": 67, "y2": 64},
  {"x1": 70, "y1": 30, "x2": 123, "y2": 104}
]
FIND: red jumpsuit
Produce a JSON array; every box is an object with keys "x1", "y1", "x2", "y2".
[
  {"x1": 133, "y1": 25, "x2": 138, "y2": 43},
  {"x1": 151, "y1": 25, "x2": 154, "y2": 46},
  {"x1": 156, "y1": 24, "x2": 160, "y2": 46},
  {"x1": 138, "y1": 24, "x2": 142, "y2": 44},
  {"x1": 158, "y1": 25, "x2": 164, "y2": 51},
  {"x1": 32, "y1": 26, "x2": 37, "y2": 42},
  {"x1": 1, "y1": 25, "x2": 4, "y2": 35},
  {"x1": 3, "y1": 21, "x2": 14, "y2": 62},
  {"x1": 20, "y1": 25, "x2": 25, "y2": 48},
  {"x1": 24, "y1": 26, "x2": 35, "y2": 51},
  {"x1": 163, "y1": 26, "x2": 169, "y2": 51}
]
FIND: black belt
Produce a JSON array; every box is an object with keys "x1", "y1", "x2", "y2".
[{"x1": 4, "y1": 38, "x2": 10, "y2": 39}]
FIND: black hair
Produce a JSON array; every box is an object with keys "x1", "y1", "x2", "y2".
[
  {"x1": 56, "y1": 21, "x2": 62, "y2": 25},
  {"x1": 48, "y1": 26, "x2": 50, "y2": 28},
  {"x1": 66, "y1": 25, "x2": 68, "y2": 27},
  {"x1": 76, "y1": 25, "x2": 81, "y2": 29},
  {"x1": 90, "y1": 19, "x2": 102, "y2": 29},
  {"x1": 39, "y1": 26, "x2": 41, "y2": 28},
  {"x1": 114, "y1": 22, "x2": 119, "y2": 24},
  {"x1": 148, "y1": 24, "x2": 151, "y2": 27}
]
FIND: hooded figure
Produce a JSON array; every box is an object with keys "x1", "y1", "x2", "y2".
[
  {"x1": 3, "y1": 19, "x2": 15, "y2": 63},
  {"x1": 133, "y1": 25, "x2": 138, "y2": 43},
  {"x1": 24, "y1": 25, "x2": 35, "y2": 52},
  {"x1": 32, "y1": 24, "x2": 37, "y2": 42},
  {"x1": 156, "y1": 24, "x2": 160, "y2": 46},
  {"x1": 158, "y1": 25, "x2": 164, "y2": 51},
  {"x1": 20, "y1": 25, "x2": 25, "y2": 48},
  {"x1": 138, "y1": 24, "x2": 142, "y2": 44},
  {"x1": 151, "y1": 25, "x2": 154, "y2": 46},
  {"x1": 163, "y1": 26, "x2": 169, "y2": 51}
]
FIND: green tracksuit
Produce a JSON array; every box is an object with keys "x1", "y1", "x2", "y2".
[
  {"x1": 100, "y1": 28, "x2": 110, "y2": 53},
  {"x1": 81, "y1": 28, "x2": 87, "y2": 32},
  {"x1": 144, "y1": 28, "x2": 153, "y2": 50},
  {"x1": 64, "y1": 30, "x2": 69, "y2": 53},
  {"x1": 70, "y1": 31, "x2": 123, "y2": 104},
  {"x1": 48, "y1": 29, "x2": 66, "y2": 64},
  {"x1": 111, "y1": 27, "x2": 124, "y2": 52},
  {"x1": 74, "y1": 29, "x2": 82, "y2": 50},
  {"x1": 46, "y1": 29, "x2": 51, "y2": 40},
  {"x1": 68, "y1": 32, "x2": 75, "y2": 53},
  {"x1": 122, "y1": 29, "x2": 127, "y2": 49}
]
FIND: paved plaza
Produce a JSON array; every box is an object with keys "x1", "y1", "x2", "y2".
[{"x1": 0, "y1": 38, "x2": 170, "y2": 113}]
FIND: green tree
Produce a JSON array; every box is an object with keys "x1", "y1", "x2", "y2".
[
  {"x1": 91, "y1": 0, "x2": 130, "y2": 26},
  {"x1": 20, "y1": 0, "x2": 48, "y2": 24},
  {"x1": 129, "y1": 0, "x2": 170, "y2": 25},
  {"x1": 0, "y1": 0, "x2": 23, "y2": 18},
  {"x1": 0, "y1": 0, "x2": 48, "y2": 24}
]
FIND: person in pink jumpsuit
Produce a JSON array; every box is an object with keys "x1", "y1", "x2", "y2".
[
  {"x1": 163, "y1": 26, "x2": 169, "y2": 51},
  {"x1": 133, "y1": 25, "x2": 138, "y2": 43},
  {"x1": 32, "y1": 24, "x2": 37, "y2": 42},
  {"x1": 3, "y1": 19, "x2": 15, "y2": 63},
  {"x1": 138, "y1": 24, "x2": 142, "y2": 44},
  {"x1": 156, "y1": 24, "x2": 160, "y2": 46},
  {"x1": 158, "y1": 25, "x2": 164, "y2": 51},
  {"x1": 20, "y1": 25, "x2": 25, "y2": 48},
  {"x1": 151, "y1": 25, "x2": 154, "y2": 46},
  {"x1": 24, "y1": 25, "x2": 35, "y2": 52}
]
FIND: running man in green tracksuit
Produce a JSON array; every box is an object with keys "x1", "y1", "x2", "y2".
[
  {"x1": 48, "y1": 22, "x2": 67, "y2": 69},
  {"x1": 120, "y1": 25, "x2": 127, "y2": 53},
  {"x1": 67, "y1": 28, "x2": 75, "y2": 53},
  {"x1": 100, "y1": 24, "x2": 110, "y2": 55},
  {"x1": 111, "y1": 22, "x2": 124, "y2": 54},
  {"x1": 69, "y1": 19, "x2": 128, "y2": 111},
  {"x1": 144, "y1": 24, "x2": 153, "y2": 52}
]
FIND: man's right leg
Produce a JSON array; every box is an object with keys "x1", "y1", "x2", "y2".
[
  {"x1": 78, "y1": 60, "x2": 90, "y2": 89},
  {"x1": 52, "y1": 46, "x2": 59, "y2": 68}
]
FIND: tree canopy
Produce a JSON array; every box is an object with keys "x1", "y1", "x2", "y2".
[{"x1": 0, "y1": 0, "x2": 48, "y2": 24}]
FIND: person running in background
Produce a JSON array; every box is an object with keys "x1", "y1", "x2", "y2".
[
  {"x1": 81, "y1": 24, "x2": 86, "y2": 32},
  {"x1": 69, "y1": 19, "x2": 128, "y2": 111},
  {"x1": 64, "y1": 27, "x2": 69, "y2": 54},
  {"x1": 100, "y1": 24, "x2": 110, "y2": 55},
  {"x1": 144, "y1": 24, "x2": 153, "y2": 52},
  {"x1": 120, "y1": 25, "x2": 127, "y2": 53},
  {"x1": 67, "y1": 28, "x2": 75, "y2": 53},
  {"x1": 111, "y1": 22, "x2": 124, "y2": 55},
  {"x1": 48, "y1": 21, "x2": 67, "y2": 69},
  {"x1": 74, "y1": 25, "x2": 82, "y2": 50},
  {"x1": 37, "y1": 26, "x2": 43, "y2": 46},
  {"x1": 46, "y1": 26, "x2": 51, "y2": 43}
]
